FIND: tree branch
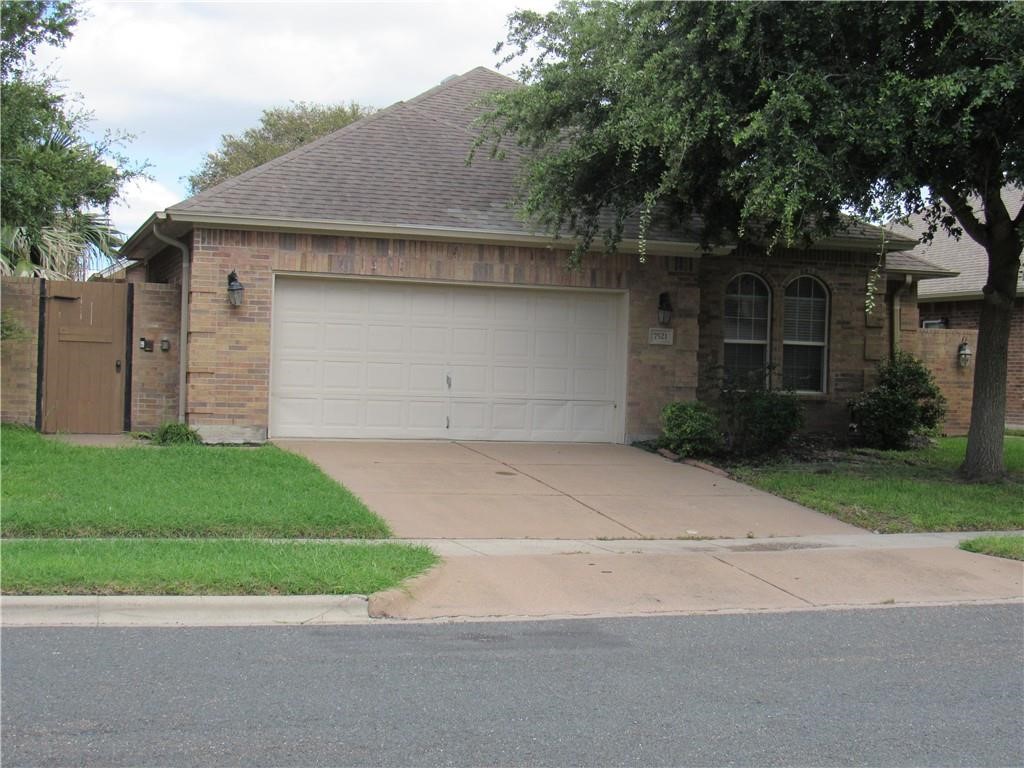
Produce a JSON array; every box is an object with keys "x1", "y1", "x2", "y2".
[{"x1": 935, "y1": 184, "x2": 989, "y2": 249}]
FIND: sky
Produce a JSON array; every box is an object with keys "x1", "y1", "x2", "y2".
[{"x1": 31, "y1": 0, "x2": 556, "y2": 240}]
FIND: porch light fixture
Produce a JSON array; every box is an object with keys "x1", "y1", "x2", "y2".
[
  {"x1": 227, "y1": 270, "x2": 245, "y2": 306},
  {"x1": 657, "y1": 292, "x2": 674, "y2": 326},
  {"x1": 957, "y1": 337, "x2": 972, "y2": 368}
]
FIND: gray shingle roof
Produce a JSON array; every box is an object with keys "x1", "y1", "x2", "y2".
[
  {"x1": 890, "y1": 187, "x2": 1024, "y2": 299},
  {"x1": 160, "y1": 66, "x2": 906, "y2": 252}
]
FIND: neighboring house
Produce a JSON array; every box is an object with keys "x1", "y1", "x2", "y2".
[
  {"x1": 893, "y1": 188, "x2": 1024, "y2": 430},
  {"x1": 115, "y1": 67, "x2": 945, "y2": 444}
]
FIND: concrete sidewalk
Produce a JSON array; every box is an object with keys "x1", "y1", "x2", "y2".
[
  {"x1": 369, "y1": 532, "x2": 1024, "y2": 619},
  {"x1": 4, "y1": 533, "x2": 1020, "y2": 626}
]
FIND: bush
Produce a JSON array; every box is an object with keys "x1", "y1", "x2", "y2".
[
  {"x1": 720, "y1": 387, "x2": 804, "y2": 457},
  {"x1": 659, "y1": 401, "x2": 722, "y2": 457},
  {"x1": 152, "y1": 422, "x2": 202, "y2": 446},
  {"x1": 848, "y1": 352, "x2": 947, "y2": 450}
]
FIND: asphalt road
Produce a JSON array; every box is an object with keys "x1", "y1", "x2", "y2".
[{"x1": 3, "y1": 604, "x2": 1022, "y2": 767}]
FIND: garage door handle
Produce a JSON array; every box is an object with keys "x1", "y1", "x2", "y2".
[{"x1": 446, "y1": 374, "x2": 452, "y2": 389}]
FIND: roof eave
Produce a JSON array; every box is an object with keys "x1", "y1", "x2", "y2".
[{"x1": 156, "y1": 211, "x2": 734, "y2": 257}]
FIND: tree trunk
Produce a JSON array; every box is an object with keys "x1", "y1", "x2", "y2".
[{"x1": 961, "y1": 238, "x2": 1020, "y2": 481}]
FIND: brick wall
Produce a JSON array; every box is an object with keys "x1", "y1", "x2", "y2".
[
  {"x1": 917, "y1": 329, "x2": 978, "y2": 435},
  {"x1": 696, "y1": 245, "x2": 887, "y2": 433},
  {"x1": 130, "y1": 283, "x2": 181, "y2": 431},
  {"x1": 1, "y1": 278, "x2": 41, "y2": 426},
  {"x1": 919, "y1": 297, "x2": 1023, "y2": 429},
  {"x1": 188, "y1": 228, "x2": 701, "y2": 442}
]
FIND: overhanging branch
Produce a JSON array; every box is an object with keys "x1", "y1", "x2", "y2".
[{"x1": 935, "y1": 184, "x2": 989, "y2": 249}]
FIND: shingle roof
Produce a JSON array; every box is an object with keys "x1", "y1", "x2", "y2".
[
  {"x1": 890, "y1": 187, "x2": 1024, "y2": 299},
  {"x1": 157, "y1": 66, "x2": 905, "y2": 252},
  {"x1": 885, "y1": 251, "x2": 957, "y2": 279}
]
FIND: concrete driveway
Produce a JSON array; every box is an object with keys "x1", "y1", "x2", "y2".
[{"x1": 276, "y1": 440, "x2": 861, "y2": 539}]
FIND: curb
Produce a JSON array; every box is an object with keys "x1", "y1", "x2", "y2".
[{"x1": 1, "y1": 594, "x2": 370, "y2": 627}]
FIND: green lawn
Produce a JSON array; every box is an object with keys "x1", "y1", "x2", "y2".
[
  {"x1": 731, "y1": 437, "x2": 1024, "y2": 533},
  {"x1": 1, "y1": 540, "x2": 438, "y2": 595},
  {"x1": 960, "y1": 535, "x2": 1024, "y2": 561},
  {"x1": 1, "y1": 426, "x2": 390, "y2": 538}
]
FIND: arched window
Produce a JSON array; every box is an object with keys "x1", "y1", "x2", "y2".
[
  {"x1": 723, "y1": 274, "x2": 770, "y2": 387},
  {"x1": 783, "y1": 276, "x2": 829, "y2": 392}
]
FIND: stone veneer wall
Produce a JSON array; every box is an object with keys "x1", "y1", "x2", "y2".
[
  {"x1": 919, "y1": 297, "x2": 1023, "y2": 430},
  {"x1": 187, "y1": 227, "x2": 702, "y2": 442},
  {"x1": 130, "y1": 282, "x2": 181, "y2": 430},
  {"x1": 696, "y1": 245, "x2": 888, "y2": 433},
  {"x1": 1, "y1": 277, "x2": 41, "y2": 426}
]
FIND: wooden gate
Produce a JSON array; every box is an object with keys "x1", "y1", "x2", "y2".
[{"x1": 40, "y1": 281, "x2": 129, "y2": 434}]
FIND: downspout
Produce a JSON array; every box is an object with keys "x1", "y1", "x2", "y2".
[
  {"x1": 891, "y1": 273, "x2": 913, "y2": 357},
  {"x1": 151, "y1": 213, "x2": 190, "y2": 423}
]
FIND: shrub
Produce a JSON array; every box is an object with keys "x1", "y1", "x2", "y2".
[
  {"x1": 152, "y1": 422, "x2": 202, "y2": 446},
  {"x1": 848, "y1": 352, "x2": 947, "y2": 450},
  {"x1": 659, "y1": 401, "x2": 722, "y2": 457},
  {"x1": 719, "y1": 387, "x2": 804, "y2": 457}
]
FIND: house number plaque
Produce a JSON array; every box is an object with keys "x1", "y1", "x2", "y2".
[{"x1": 648, "y1": 328, "x2": 674, "y2": 345}]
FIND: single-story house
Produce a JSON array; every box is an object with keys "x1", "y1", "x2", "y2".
[
  {"x1": 112, "y1": 67, "x2": 955, "y2": 444},
  {"x1": 892, "y1": 188, "x2": 1024, "y2": 431}
]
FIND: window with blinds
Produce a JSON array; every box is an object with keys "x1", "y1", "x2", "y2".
[
  {"x1": 783, "y1": 276, "x2": 828, "y2": 391},
  {"x1": 723, "y1": 274, "x2": 770, "y2": 388}
]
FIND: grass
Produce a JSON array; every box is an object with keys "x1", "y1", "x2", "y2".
[
  {"x1": 1, "y1": 426, "x2": 390, "y2": 538},
  {"x1": 959, "y1": 535, "x2": 1024, "y2": 561},
  {"x1": 1, "y1": 540, "x2": 438, "y2": 595},
  {"x1": 731, "y1": 436, "x2": 1024, "y2": 533}
]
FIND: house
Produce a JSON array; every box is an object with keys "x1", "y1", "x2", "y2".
[
  {"x1": 108, "y1": 67, "x2": 947, "y2": 444},
  {"x1": 892, "y1": 188, "x2": 1024, "y2": 431}
]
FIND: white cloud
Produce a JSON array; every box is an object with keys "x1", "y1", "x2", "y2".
[{"x1": 108, "y1": 177, "x2": 183, "y2": 240}]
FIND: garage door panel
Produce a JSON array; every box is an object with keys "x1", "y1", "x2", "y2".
[
  {"x1": 325, "y1": 323, "x2": 364, "y2": 352},
  {"x1": 408, "y1": 364, "x2": 446, "y2": 393},
  {"x1": 535, "y1": 295, "x2": 572, "y2": 326},
  {"x1": 276, "y1": 359, "x2": 320, "y2": 389},
  {"x1": 493, "y1": 329, "x2": 530, "y2": 359},
  {"x1": 276, "y1": 321, "x2": 319, "y2": 350},
  {"x1": 493, "y1": 366, "x2": 529, "y2": 396},
  {"x1": 323, "y1": 361, "x2": 361, "y2": 390},
  {"x1": 534, "y1": 367, "x2": 570, "y2": 396},
  {"x1": 367, "y1": 325, "x2": 406, "y2": 353},
  {"x1": 411, "y1": 326, "x2": 448, "y2": 355},
  {"x1": 535, "y1": 330, "x2": 569, "y2": 359},
  {"x1": 271, "y1": 277, "x2": 624, "y2": 441},
  {"x1": 366, "y1": 362, "x2": 405, "y2": 391},
  {"x1": 322, "y1": 399, "x2": 360, "y2": 428}
]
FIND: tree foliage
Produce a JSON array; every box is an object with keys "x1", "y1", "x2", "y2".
[
  {"x1": 482, "y1": 0, "x2": 1023, "y2": 479},
  {"x1": 0, "y1": 0, "x2": 140, "y2": 277},
  {"x1": 186, "y1": 101, "x2": 375, "y2": 194}
]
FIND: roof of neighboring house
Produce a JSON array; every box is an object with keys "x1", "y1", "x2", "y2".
[
  {"x1": 890, "y1": 187, "x2": 1024, "y2": 301},
  {"x1": 120, "y1": 67, "x2": 915, "y2": 260}
]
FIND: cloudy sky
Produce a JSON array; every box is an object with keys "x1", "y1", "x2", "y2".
[{"x1": 31, "y1": 0, "x2": 556, "y2": 238}]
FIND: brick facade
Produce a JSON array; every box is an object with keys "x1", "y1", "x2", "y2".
[
  {"x1": 916, "y1": 328, "x2": 979, "y2": 435},
  {"x1": 186, "y1": 227, "x2": 703, "y2": 442},
  {"x1": 1, "y1": 278, "x2": 41, "y2": 426},
  {"x1": 130, "y1": 283, "x2": 182, "y2": 431},
  {"x1": 696, "y1": 245, "x2": 887, "y2": 432},
  {"x1": 919, "y1": 297, "x2": 1023, "y2": 429},
  {"x1": 184, "y1": 228, "x2": 894, "y2": 441}
]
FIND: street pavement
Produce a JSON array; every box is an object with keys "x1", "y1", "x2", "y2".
[{"x1": 2, "y1": 604, "x2": 1022, "y2": 767}]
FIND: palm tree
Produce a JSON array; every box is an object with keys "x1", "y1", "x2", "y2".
[{"x1": 0, "y1": 211, "x2": 124, "y2": 281}]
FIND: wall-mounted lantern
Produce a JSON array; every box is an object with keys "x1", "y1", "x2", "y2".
[
  {"x1": 657, "y1": 292, "x2": 674, "y2": 326},
  {"x1": 227, "y1": 270, "x2": 245, "y2": 306},
  {"x1": 958, "y1": 337, "x2": 972, "y2": 368}
]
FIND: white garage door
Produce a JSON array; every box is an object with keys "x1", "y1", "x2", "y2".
[{"x1": 270, "y1": 277, "x2": 626, "y2": 441}]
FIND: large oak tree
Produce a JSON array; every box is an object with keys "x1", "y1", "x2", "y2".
[{"x1": 481, "y1": 0, "x2": 1023, "y2": 479}]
